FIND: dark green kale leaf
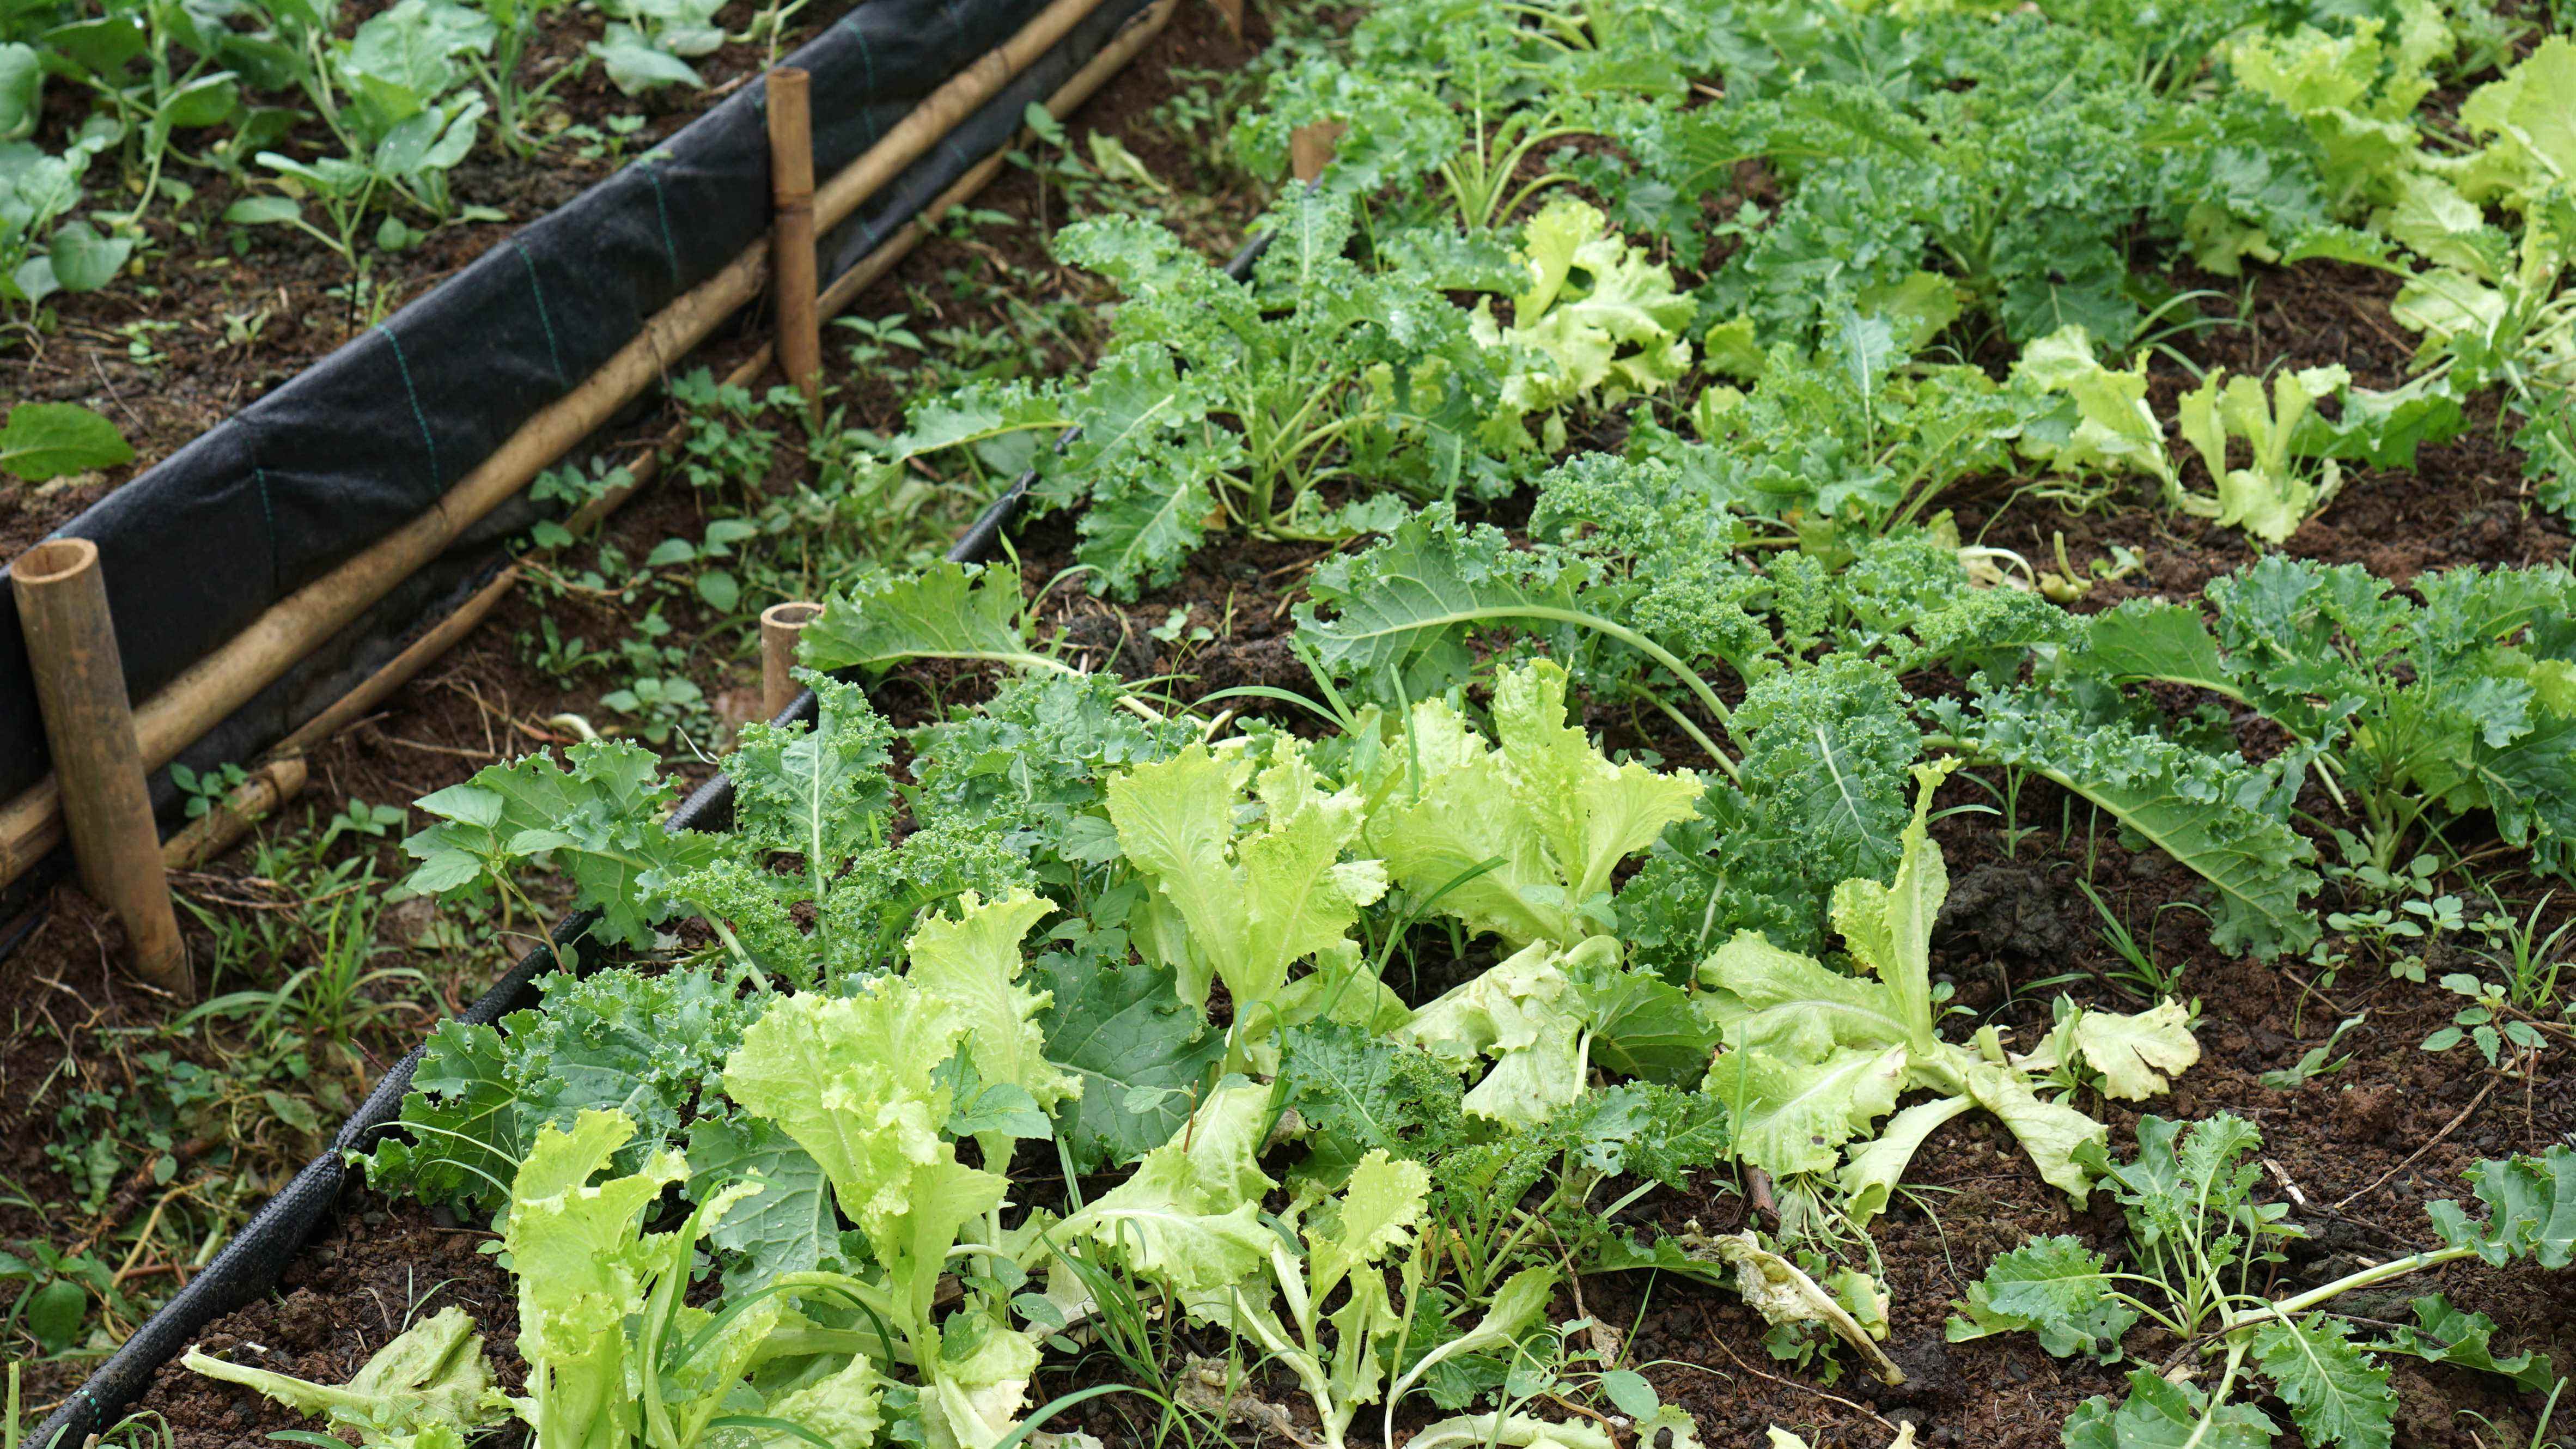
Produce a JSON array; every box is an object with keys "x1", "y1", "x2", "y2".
[
  {"x1": 1034, "y1": 922, "x2": 1224, "y2": 1173},
  {"x1": 358, "y1": 966, "x2": 757, "y2": 1218}
]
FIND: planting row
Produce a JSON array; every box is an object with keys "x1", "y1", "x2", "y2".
[{"x1": 71, "y1": 0, "x2": 2576, "y2": 1445}]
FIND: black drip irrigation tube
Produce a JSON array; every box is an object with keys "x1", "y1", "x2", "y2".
[
  {"x1": 32, "y1": 225, "x2": 1277, "y2": 1448},
  {"x1": 0, "y1": 0, "x2": 1167, "y2": 936}
]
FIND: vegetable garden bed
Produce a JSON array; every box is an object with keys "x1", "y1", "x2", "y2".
[{"x1": 10, "y1": 1, "x2": 2576, "y2": 1448}]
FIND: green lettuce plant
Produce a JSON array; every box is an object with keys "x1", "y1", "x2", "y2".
[
  {"x1": 1472, "y1": 195, "x2": 1694, "y2": 454},
  {"x1": 1698, "y1": 763, "x2": 2201, "y2": 1214},
  {"x1": 1106, "y1": 736, "x2": 1397, "y2": 1073},
  {"x1": 1349, "y1": 657, "x2": 1702, "y2": 950},
  {"x1": 182, "y1": 1306, "x2": 507, "y2": 1448}
]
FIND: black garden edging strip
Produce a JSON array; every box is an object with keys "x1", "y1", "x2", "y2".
[
  {"x1": 0, "y1": 0, "x2": 1166, "y2": 933},
  {"x1": 32, "y1": 227, "x2": 1275, "y2": 1449}
]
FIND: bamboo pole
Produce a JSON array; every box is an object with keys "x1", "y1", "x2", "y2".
[
  {"x1": 818, "y1": 0, "x2": 1176, "y2": 316},
  {"x1": 0, "y1": 0, "x2": 1130, "y2": 886},
  {"x1": 10, "y1": 540, "x2": 188, "y2": 995},
  {"x1": 760, "y1": 602, "x2": 824, "y2": 718},
  {"x1": 767, "y1": 68, "x2": 823, "y2": 412}
]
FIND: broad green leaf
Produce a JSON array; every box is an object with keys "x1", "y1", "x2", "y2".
[
  {"x1": 2061, "y1": 1370, "x2": 2277, "y2": 1449},
  {"x1": 356, "y1": 1020, "x2": 520, "y2": 1213},
  {"x1": 2365, "y1": 1295, "x2": 2555, "y2": 1392},
  {"x1": 401, "y1": 740, "x2": 719, "y2": 947},
  {"x1": 0, "y1": 401, "x2": 133, "y2": 481},
  {"x1": 1295, "y1": 503, "x2": 1605, "y2": 705},
  {"x1": 1034, "y1": 945, "x2": 1221, "y2": 1172},
  {"x1": 1928, "y1": 687, "x2": 2320, "y2": 958},
  {"x1": 759, "y1": 1354, "x2": 884, "y2": 1449},
  {"x1": 1839, "y1": 1094, "x2": 1972, "y2": 1226},
  {"x1": 0, "y1": 44, "x2": 38, "y2": 142},
  {"x1": 685, "y1": 1114, "x2": 835, "y2": 1288},
  {"x1": 801, "y1": 559, "x2": 1063, "y2": 678},
  {"x1": 2011, "y1": 326, "x2": 2172, "y2": 487},
  {"x1": 2078, "y1": 601, "x2": 2246, "y2": 703},
  {"x1": 2429, "y1": 1144, "x2": 2576, "y2": 1268},
  {"x1": 1307, "y1": 1148, "x2": 1429, "y2": 1305},
  {"x1": 45, "y1": 221, "x2": 130, "y2": 293},
  {"x1": 923, "y1": 1306, "x2": 1040, "y2": 1449},
  {"x1": 503, "y1": 1110, "x2": 687, "y2": 1449}
]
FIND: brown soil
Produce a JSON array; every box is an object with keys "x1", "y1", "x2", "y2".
[{"x1": 140, "y1": 1196, "x2": 523, "y2": 1449}]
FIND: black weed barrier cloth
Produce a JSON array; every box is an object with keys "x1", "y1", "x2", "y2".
[
  {"x1": 0, "y1": 0, "x2": 1161, "y2": 915},
  {"x1": 30, "y1": 220, "x2": 1268, "y2": 1449}
]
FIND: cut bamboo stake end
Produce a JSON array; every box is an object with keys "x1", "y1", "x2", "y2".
[
  {"x1": 766, "y1": 66, "x2": 823, "y2": 412},
  {"x1": 1290, "y1": 121, "x2": 1344, "y2": 183},
  {"x1": 760, "y1": 601, "x2": 825, "y2": 719},
  {"x1": 11, "y1": 539, "x2": 190, "y2": 996}
]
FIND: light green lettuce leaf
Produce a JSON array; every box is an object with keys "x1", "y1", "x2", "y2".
[
  {"x1": 1357, "y1": 658, "x2": 1700, "y2": 948},
  {"x1": 1058, "y1": 1083, "x2": 1281, "y2": 1295},
  {"x1": 502, "y1": 1110, "x2": 690, "y2": 1449},
  {"x1": 1394, "y1": 937, "x2": 1609, "y2": 1127},
  {"x1": 1475, "y1": 196, "x2": 1694, "y2": 452},
  {"x1": 181, "y1": 1306, "x2": 505, "y2": 1445},
  {"x1": 905, "y1": 889, "x2": 1081, "y2": 1162},
  {"x1": 1107, "y1": 739, "x2": 1387, "y2": 1044}
]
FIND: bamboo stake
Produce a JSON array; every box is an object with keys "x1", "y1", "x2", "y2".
[
  {"x1": 759, "y1": 601, "x2": 824, "y2": 718},
  {"x1": 817, "y1": 0, "x2": 1176, "y2": 316},
  {"x1": 10, "y1": 540, "x2": 188, "y2": 995},
  {"x1": 766, "y1": 68, "x2": 823, "y2": 412},
  {"x1": 0, "y1": 0, "x2": 1128, "y2": 886}
]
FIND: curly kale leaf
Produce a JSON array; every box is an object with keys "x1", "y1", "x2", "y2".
[
  {"x1": 909, "y1": 670, "x2": 1195, "y2": 886},
  {"x1": 819, "y1": 818, "x2": 1042, "y2": 982},
  {"x1": 360, "y1": 966, "x2": 757, "y2": 1217},
  {"x1": 721, "y1": 673, "x2": 894, "y2": 872},
  {"x1": 1946, "y1": 1234, "x2": 2137, "y2": 1361},
  {"x1": 402, "y1": 740, "x2": 719, "y2": 949},
  {"x1": 2092, "y1": 555, "x2": 2576, "y2": 876},
  {"x1": 1528, "y1": 452, "x2": 1774, "y2": 677}
]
